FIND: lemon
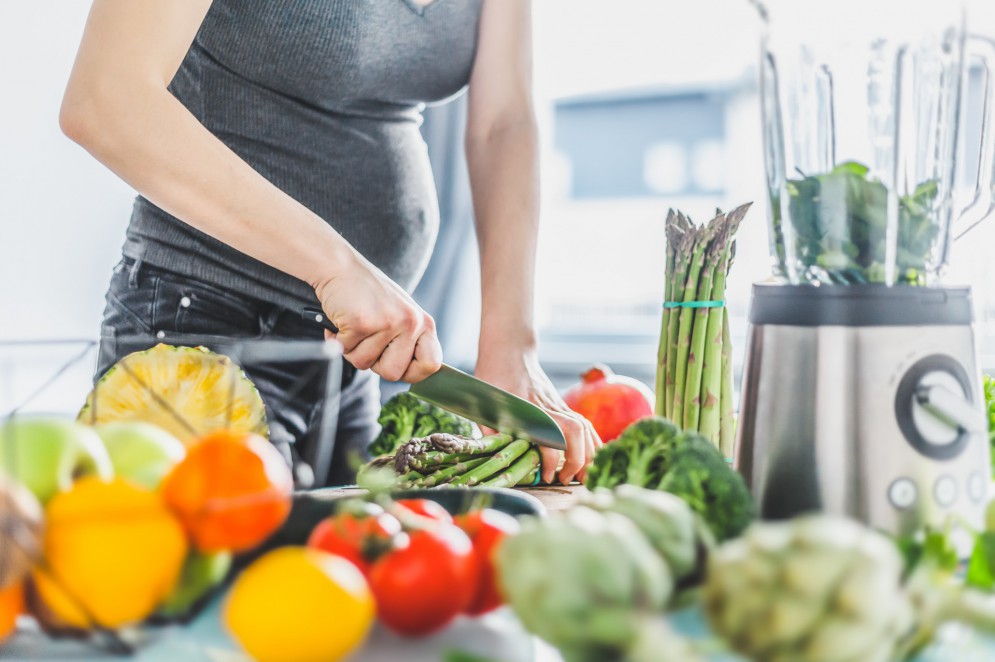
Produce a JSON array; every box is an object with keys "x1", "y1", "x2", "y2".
[
  {"x1": 33, "y1": 477, "x2": 188, "y2": 629},
  {"x1": 224, "y1": 546, "x2": 374, "y2": 662}
]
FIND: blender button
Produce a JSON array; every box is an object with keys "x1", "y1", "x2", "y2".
[
  {"x1": 969, "y1": 472, "x2": 989, "y2": 503},
  {"x1": 934, "y1": 476, "x2": 958, "y2": 507},
  {"x1": 888, "y1": 478, "x2": 918, "y2": 510}
]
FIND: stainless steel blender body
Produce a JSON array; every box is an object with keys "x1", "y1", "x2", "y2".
[{"x1": 736, "y1": 285, "x2": 990, "y2": 534}]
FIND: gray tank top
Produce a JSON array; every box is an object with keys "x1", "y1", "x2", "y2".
[{"x1": 122, "y1": 0, "x2": 483, "y2": 309}]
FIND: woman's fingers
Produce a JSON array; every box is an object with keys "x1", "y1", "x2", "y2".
[
  {"x1": 533, "y1": 391, "x2": 602, "y2": 485},
  {"x1": 400, "y1": 327, "x2": 443, "y2": 383},
  {"x1": 342, "y1": 329, "x2": 393, "y2": 371},
  {"x1": 552, "y1": 411, "x2": 591, "y2": 484},
  {"x1": 539, "y1": 447, "x2": 562, "y2": 484},
  {"x1": 316, "y1": 255, "x2": 442, "y2": 383}
]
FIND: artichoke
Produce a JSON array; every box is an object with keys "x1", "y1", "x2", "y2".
[
  {"x1": 582, "y1": 485, "x2": 714, "y2": 586},
  {"x1": 704, "y1": 515, "x2": 915, "y2": 662},
  {"x1": 496, "y1": 506, "x2": 684, "y2": 662}
]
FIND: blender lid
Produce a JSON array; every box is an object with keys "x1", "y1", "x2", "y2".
[{"x1": 748, "y1": 284, "x2": 974, "y2": 327}]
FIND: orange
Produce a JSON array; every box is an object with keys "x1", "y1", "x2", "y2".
[
  {"x1": 162, "y1": 430, "x2": 293, "y2": 553},
  {"x1": 32, "y1": 477, "x2": 187, "y2": 629},
  {"x1": 0, "y1": 582, "x2": 24, "y2": 642},
  {"x1": 224, "y1": 547, "x2": 373, "y2": 662}
]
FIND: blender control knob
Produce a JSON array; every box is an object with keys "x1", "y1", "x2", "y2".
[{"x1": 895, "y1": 355, "x2": 975, "y2": 460}]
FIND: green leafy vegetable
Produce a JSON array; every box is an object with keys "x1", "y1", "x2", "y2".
[
  {"x1": 657, "y1": 437, "x2": 755, "y2": 541},
  {"x1": 771, "y1": 161, "x2": 940, "y2": 285},
  {"x1": 983, "y1": 374, "x2": 995, "y2": 477},
  {"x1": 368, "y1": 392, "x2": 475, "y2": 457}
]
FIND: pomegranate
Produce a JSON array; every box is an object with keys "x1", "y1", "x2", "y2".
[{"x1": 563, "y1": 364, "x2": 653, "y2": 442}]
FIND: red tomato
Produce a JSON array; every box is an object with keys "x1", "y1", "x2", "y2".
[
  {"x1": 396, "y1": 498, "x2": 453, "y2": 523},
  {"x1": 306, "y1": 504, "x2": 401, "y2": 575},
  {"x1": 455, "y1": 509, "x2": 520, "y2": 615},
  {"x1": 368, "y1": 524, "x2": 478, "y2": 636}
]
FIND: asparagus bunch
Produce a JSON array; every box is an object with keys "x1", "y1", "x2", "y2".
[
  {"x1": 370, "y1": 432, "x2": 542, "y2": 489},
  {"x1": 656, "y1": 204, "x2": 750, "y2": 458}
]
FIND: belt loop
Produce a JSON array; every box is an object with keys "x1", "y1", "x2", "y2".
[{"x1": 128, "y1": 258, "x2": 144, "y2": 289}]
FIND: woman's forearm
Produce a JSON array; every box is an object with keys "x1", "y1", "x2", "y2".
[
  {"x1": 61, "y1": 75, "x2": 355, "y2": 292},
  {"x1": 466, "y1": 119, "x2": 541, "y2": 351}
]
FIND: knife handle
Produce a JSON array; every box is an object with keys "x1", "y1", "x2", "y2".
[{"x1": 302, "y1": 307, "x2": 339, "y2": 334}]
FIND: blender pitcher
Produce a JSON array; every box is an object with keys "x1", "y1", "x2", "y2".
[{"x1": 756, "y1": 0, "x2": 995, "y2": 285}]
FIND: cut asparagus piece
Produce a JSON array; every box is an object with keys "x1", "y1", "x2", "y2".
[
  {"x1": 408, "y1": 451, "x2": 479, "y2": 472},
  {"x1": 394, "y1": 433, "x2": 512, "y2": 473},
  {"x1": 449, "y1": 439, "x2": 532, "y2": 487},
  {"x1": 413, "y1": 457, "x2": 491, "y2": 488},
  {"x1": 428, "y1": 432, "x2": 513, "y2": 455},
  {"x1": 480, "y1": 447, "x2": 542, "y2": 489}
]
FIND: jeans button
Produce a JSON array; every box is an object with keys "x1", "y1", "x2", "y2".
[
  {"x1": 156, "y1": 330, "x2": 166, "y2": 339},
  {"x1": 180, "y1": 296, "x2": 191, "y2": 308}
]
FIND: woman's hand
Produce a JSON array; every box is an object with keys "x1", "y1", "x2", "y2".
[
  {"x1": 475, "y1": 344, "x2": 602, "y2": 485},
  {"x1": 315, "y1": 253, "x2": 442, "y2": 384}
]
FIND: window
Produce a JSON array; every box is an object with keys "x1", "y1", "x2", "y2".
[{"x1": 531, "y1": 0, "x2": 765, "y2": 390}]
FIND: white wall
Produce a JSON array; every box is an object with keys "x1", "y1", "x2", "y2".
[{"x1": 0, "y1": 2, "x2": 135, "y2": 342}]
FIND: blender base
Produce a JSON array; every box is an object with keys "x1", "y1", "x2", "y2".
[{"x1": 735, "y1": 284, "x2": 991, "y2": 536}]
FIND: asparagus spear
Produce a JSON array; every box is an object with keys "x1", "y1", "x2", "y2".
[
  {"x1": 394, "y1": 433, "x2": 512, "y2": 473},
  {"x1": 672, "y1": 218, "x2": 720, "y2": 423},
  {"x1": 683, "y1": 227, "x2": 727, "y2": 432},
  {"x1": 697, "y1": 242, "x2": 730, "y2": 444},
  {"x1": 407, "y1": 451, "x2": 479, "y2": 472},
  {"x1": 412, "y1": 457, "x2": 491, "y2": 488},
  {"x1": 719, "y1": 306, "x2": 737, "y2": 458},
  {"x1": 656, "y1": 210, "x2": 679, "y2": 416},
  {"x1": 664, "y1": 222, "x2": 695, "y2": 419},
  {"x1": 450, "y1": 439, "x2": 532, "y2": 487},
  {"x1": 480, "y1": 448, "x2": 542, "y2": 488}
]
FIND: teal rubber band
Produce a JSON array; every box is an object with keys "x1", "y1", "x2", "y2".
[
  {"x1": 531, "y1": 470, "x2": 541, "y2": 486},
  {"x1": 663, "y1": 300, "x2": 725, "y2": 309}
]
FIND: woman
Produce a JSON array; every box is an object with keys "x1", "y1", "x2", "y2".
[{"x1": 62, "y1": 0, "x2": 601, "y2": 485}]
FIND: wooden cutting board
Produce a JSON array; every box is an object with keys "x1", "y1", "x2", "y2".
[{"x1": 514, "y1": 484, "x2": 587, "y2": 512}]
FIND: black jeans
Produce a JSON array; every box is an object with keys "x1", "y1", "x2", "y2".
[{"x1": 95, "y1": 257, "x2": 380, "y2": 487}]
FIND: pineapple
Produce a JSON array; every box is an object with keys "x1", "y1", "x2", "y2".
[{"x1": 78, "y1": 344, "x2": 268, "y2": 445}]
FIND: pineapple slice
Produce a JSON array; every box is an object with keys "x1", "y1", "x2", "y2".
[{"x1": 79, "y1": 344, "x2": 268, "y2": 445}]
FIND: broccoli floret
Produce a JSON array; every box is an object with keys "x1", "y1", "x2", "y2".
[
  {"x1": 657, "y1": 435, "x2": 755, "y2": 541},
  {"x1": 585, "y1": 417, "x2": 755, "y2": 541},
  {"x1": 368, "y1": 392, "x2": 475, "y2": 457},
  {"x1": 585, "y1": 417, "x2": 681, "y2": 490}
]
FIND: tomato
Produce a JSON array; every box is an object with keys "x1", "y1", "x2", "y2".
[
  {"x1": 306, "y1": 503, "x2": 401, "y2": 575},
  {"x1": 396, "y1": 498, "x2": 453, "y2": 523},
  {"x1": 454, "y1": 509, "x2": 520, "y2": 615},
  {"x1": 368, "y1": 524, "x2": 477, "y2": 636}
]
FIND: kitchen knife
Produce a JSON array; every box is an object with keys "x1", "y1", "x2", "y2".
[{"x1": 302, "y1": 308, "x2": 567, "y2": 450}]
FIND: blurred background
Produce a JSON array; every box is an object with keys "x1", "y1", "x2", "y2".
[{"x1": 3, "y1": 0, "x2": 995, "y2": 403}]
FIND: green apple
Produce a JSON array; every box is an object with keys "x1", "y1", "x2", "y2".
[
  {"x1": 94, "y1": 422, "x2": 185, "y2": 490},
  {"x1": 156, "y1": 550, "x2": 233, "y2": 620},
  {"x1": 0, "y1": 417, "x2": 113, "y2": 504}
]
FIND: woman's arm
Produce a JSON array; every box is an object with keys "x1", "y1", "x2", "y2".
[
  {"x1": 61, "y1": 0, "x2": 440, "y2": 383},
  {"x1": 465, "y1": 0, "x2": 601, "y2": 484}
]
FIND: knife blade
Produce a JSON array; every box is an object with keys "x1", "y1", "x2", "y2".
[{"x1": 302, "y1": 308, "x2": 566, "y2": 450}]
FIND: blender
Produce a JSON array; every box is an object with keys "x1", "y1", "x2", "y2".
[{"x1": 737, "y1": 0, "x2": 995, "y2": 535}]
